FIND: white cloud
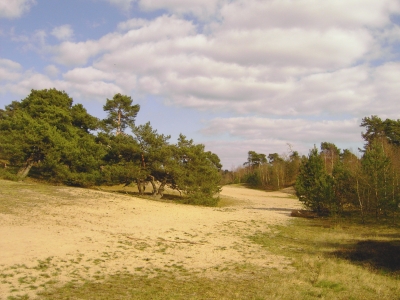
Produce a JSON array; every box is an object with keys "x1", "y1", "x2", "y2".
[
  {"x1": 201, "y1": 117, "x2": 363, "y2": 167},
  {"x1": 118, "y1": 15, "x2": 196, "y2": 42},
  {"x1": 0, "y1": 0, "x2": 35, "y2": 19},
  {"x1": 117, "y1": 18, "x2": 150, "y2": 31},
  {"x1": 217, "y1": 0, "x2": 400, "y2": 31},
  {"x1": 44, "y1": 65, "x2": 60, "y2": 77},
  {"x1": 105, "y1": 0, "x2": 135, "y2": 11},
  {"x1": 114, "y1": 72, "x2": 138, "y2": 92},
  {"x1": 52, "y1": 40, "x2": 101, "y2": 66},
  {"x1": 0, "y1": 66, "x2": 122, "y2": 103},
  {"x1": 202, "y1": 28, "x2": 373, "y2": 69},
  {"x1": 0, "y1": 59, "x2": 22, "y2": 81},
  {"x1": 369, "y1": 62, "x2": 400, "y2": 118},
  {"x1": 138, "y1": 76, "x2": 162, "y2": 94},
  {"x1": 65, "y1": 80, "x2": 123, "y2": 101},
  {"x1": 139, "y1": 0, "x2": 225, "y2": 19},
  {"x1": 202, "y1": 117, "x2": 360, "y2": 143},
  {"x1": 3, "y1": 72, "x2": 65, "y2": 97},
  {"x1": 51, "y1": 25, "x2": 74, "y2": 41},
  {"x1": 52, "y1": 15, "x2": 195, "y2": 67},
  {"x1": 46, "y1": 6, "x2": 399, "y2": 118},
  {"x1": 3, "y1": 0, "x2": 400, "y2": 167},
  {"x1": 63, "y1": 67, "x2": 115, "y2": 83},
  {"x1": 0, "y1": 58, "x2": 22, "y2": 70}
]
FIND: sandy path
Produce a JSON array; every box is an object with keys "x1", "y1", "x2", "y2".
[{"x1": 0, "y1": 184, "x2": 301, "y2": 299}]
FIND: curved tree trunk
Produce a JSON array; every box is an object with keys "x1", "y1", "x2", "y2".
[
  {"x1": 147, "y1": 175, "x2": 157, "y2": 196},
  {"x1": 17, "y1": 160, "x2": 34, "y2": 180},
  {"x1": 157, "y1": 178, "x2": 167, "y2": 197}
]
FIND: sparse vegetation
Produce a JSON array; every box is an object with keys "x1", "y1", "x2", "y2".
[
  {"x1": 35, "y1": 218, "x2": 400, "y2": 300},
  {"x1": 1, "y1": 179, "x2": 400, "y2": 299}
]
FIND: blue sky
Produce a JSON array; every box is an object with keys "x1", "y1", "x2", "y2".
[{"x1": 1, "y1": 0, "x2": 400, "y2": 169}]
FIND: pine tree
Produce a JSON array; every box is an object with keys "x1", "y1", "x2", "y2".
[
  {"x1": 0, "y1": 89, "x2": 104, "y2": 185},
  {"x1": 295, "y1": 147, "x2": 334, "y2": 214},
  {"x1": 103, "y1": 93, "x2": 140, "y2": 135}
]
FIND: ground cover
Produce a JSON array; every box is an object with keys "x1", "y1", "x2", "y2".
[{"x1": 0, "y1": 181, "x2": 399, "y2": 299}]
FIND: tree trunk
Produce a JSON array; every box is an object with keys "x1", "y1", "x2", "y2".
[
  {"x1": 116, "y1": 108, "x2": 122, "y2": 135},
  {"x1": 147, "y1": 175, "x2": 157, "y2": 195},
  {"x1": 276, "y1": 166, "x2": 280, "y2": 189},
  {"x1": 136, "y1": 178, "x2": 145, "y2": 195},
  {"x1": 374, "y1": 171, "x2": 379, "y2": 220},
  {"x1": 356, "y1": 177, "x2": 364, "y2": 223},
  {"x1": 157, "y1": 179, "x2": 167, "y2": 197},
  {"x1": 17, "y1": 160, "x2": 34, "y2": 180}
]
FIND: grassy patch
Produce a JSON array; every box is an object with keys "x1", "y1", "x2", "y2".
[
  {"x1": 33, "y1": 257, "x2": 53, "y2": 271},
  {"x1": 36, "y1": 271, "x2": 303, "y2": 300},
  {"x1": 333, "y1": 240, "x2": 400, "y2": 273},
  {"x1": 0, "y1": 180, "x2": 73, "y2": 214},
  {"x1": 217, "y1": 195, "x2": 243, "y2": 207},
  {"x1": 7, "y1": 295, "x2": 30, "y2": 300},
  {"x1": 248, "y1": 218, "x2": 400, "y2": 299}
]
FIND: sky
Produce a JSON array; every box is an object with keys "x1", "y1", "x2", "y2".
[{"x1": 1, "y1": 0, "x2": 400, "y2": 169}]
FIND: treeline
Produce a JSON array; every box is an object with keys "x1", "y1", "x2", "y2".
[
  {"x1": 0, "y1": 89, "x2": 222, "y2": 206},
  {"x1": 223, "y1": 150, "x2": 301, "y2": 190},
  {"x1": 296, "y1": 116, "x2": 400, "y2": 221},
  {"x1": 224, "y1": 116, "x2": 400, "y2": 222}
]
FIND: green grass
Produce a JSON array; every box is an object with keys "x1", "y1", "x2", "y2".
[
  {"x1": 217, "y1": 195, "x2": 243, "y2": 207},
  {"x1": 7, "y1": 295, "x2": 30, "y2": 300},
  {"x1": 248, "y1": 219, "x2": 400, "y2": 299},
  {"x1": 0, "y1": 179, "x2": 74, "y2": 215},
  {"x1": 37, "y1": 271, "x2": 311, "y2": 300}
]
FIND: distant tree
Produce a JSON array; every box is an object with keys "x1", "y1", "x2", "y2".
[
  {"x1": 244, "y1": 151, "x2": 267, "y2": 168},
  {"x1": 133, "y1": 122, "x2": 172, "y2": 195},
  {"x1": 295, "y1": 147, "x2": 334, "y2": 214},
  {"x1": 242, "y1": 151, "x2": 267, "y2": 186},
  {"x1": 285, "y1": 151, "x2": 301, "y2": 185},
  {"x1": 171, "y1": 134, "x2": 222, "y2": 205},
  {"x1": 320, "y1": 142, "x2": 340, "y2": 175},
  {"x1": 342, "y1": 149, "x2": 366, "y2": 222},
  {"x1": 360, "y1": 117, "x2": 400, "y2": 220},
  {"x1": 268, "y1": 153, "x2": 285, "y2": 189},
  {"x1": 361, "y1": 116, "x2": 400, "y2": 147},
  {"x1": 362, "y1": 139, "x2": 392, "y2": 219},
  {"x1": 103, "y1": 93, "x2": 140, "y2": 135},
  {"x1": 234, "y1": 149, "x2": 301, "y2": 190},
  {"x1": 332, "y1": 160, "x2": 356, "y2": 214},
  {"x1": 268, "y1": 153, "x2": 282, "y2": 164}
]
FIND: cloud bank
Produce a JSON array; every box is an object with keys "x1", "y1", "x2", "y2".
[{"x1": 1, "y1": 0, "x2": 400, "y2": 167}]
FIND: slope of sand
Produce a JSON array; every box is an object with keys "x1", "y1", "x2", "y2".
[{"x1": 0, "y1": 184, "x2": 302, "y2": 299}]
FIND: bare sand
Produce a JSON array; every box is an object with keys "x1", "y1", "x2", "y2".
[{"x1": 0, "y1": 184, "x2": 302, "y2": 299}]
